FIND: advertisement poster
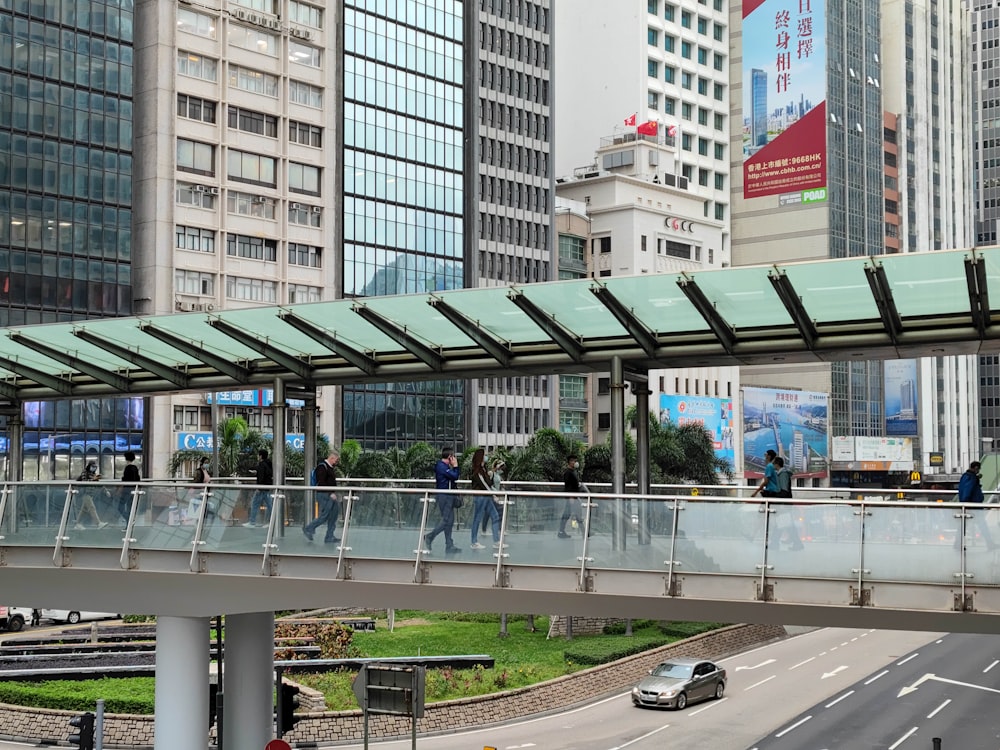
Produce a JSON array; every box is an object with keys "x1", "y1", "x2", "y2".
[
  {"x1": 659, "y1": 394, "x2": 735, "y2": 468},
  {"x1": 884, "y1": 359, "x2": 918, "y2": 436},
  {"x1": 743, "y1": 387, "x2": 828, "y2": 478},
  {"x1": 742, "y1": 0, "x2": 827, "y2": 199}
]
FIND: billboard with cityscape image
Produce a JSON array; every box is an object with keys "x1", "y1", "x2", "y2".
[
  {"x1": 884, "y1": 359, "x2": 918, "y2": 436},
  {"x1": 743, "y1": 387, "x2": 828, "y2": 478}
]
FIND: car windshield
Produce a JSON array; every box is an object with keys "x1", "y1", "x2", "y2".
[{"x1": 651, "y1": 663, "x2": 694, "y2": 678}]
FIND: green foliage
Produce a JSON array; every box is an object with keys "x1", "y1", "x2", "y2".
[
  {"x1": 601, "y1": 619, "x2": 657, "y2": 635},
  {"x1": 0, "y1": 678, "x2": 155, "y2": 714},
  {"x1": 525, "y1": 429, "x2": 586, "y2": 482},
  {"x1": 564, "y1": 634, "x2": 672, "y2": 666},
  {"x1": 657, "y1": 621, "x2": 728, "y2": 638}
]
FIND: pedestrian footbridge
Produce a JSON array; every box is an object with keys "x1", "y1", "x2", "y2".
[{"x1": 1, "y1": 480, "x2": 998, "y2": 635}]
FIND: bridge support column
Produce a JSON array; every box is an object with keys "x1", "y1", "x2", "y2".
[
  {"x1": 153, "y1": 615, "x2": 210, "y2": 750},
  {"x1": 611, "y1": 356, "x2": 626, "y2": 551},
  {"x1": 223, "y1": 611, "x2": 275, "y2": 750},
  {"x1": 303, "y1": 391, "x2": 317, "y2": 524},
  {"x1": 633, "y1": 381, "x2": 651, "y2": 545}
]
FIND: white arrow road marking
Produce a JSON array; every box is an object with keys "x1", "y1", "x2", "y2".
[
  {"x1": 898, "y1": 673, "x2": 936, "y2": 697},
  {"x1": 822, "y1": 666, "x2": 848, "y2": 679},
  {"x1": 735, "y1": 658, "x2": 776, "y2": 671}
]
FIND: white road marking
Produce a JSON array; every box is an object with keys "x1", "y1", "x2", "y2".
[
  {"x1": 927, "y1": 699, "x2": 951, "y2": 718},
  {"x1": 899, "y1": 672, "x2": 1000, "y2": 697},
  {"x1": 825, "y1": 690, "x2": 855, "y2": 708},
  {"x1": 504, "y1": 745, "x2": 537, "y2": 749},
  {"x1": 744, "y1": 675, "x2": 776, "y2": 691},
  {"x1": 689, "y1": 697, "x2": 727, "y2": 715},
  {"x1": 896, "y1": 653, "x2": 919, "y2": 666},
  {"x1": 898, "y1": 673, "x2": 936, "y2": 697},
  {"x1": 840, "y1": 641, "x2": 850, "y2": 646},
  {"x1": 984, "y1": 660, "x2": 999, "y2": 673},
  {"x1": 865, "y1": 669, "x2": 890, "y2": 685},
  {"x1": 775, "y1": 715, "x2": 812, "y2": 738},
  {"x1": 822, "y1": 666, "x2": 848, "y2": 679},
  {"x1": 606, "y1": 723, "x2": 671, "y2": 750},
  {"x1": 888, "y1": 726, "x2": 919, "y2": 749},
  {"x1": 790, "y1": 656, "x2": 816, "y2": 670},
  {"x1": 735, "y1": 658, "x2": 776, "y2": 671}
]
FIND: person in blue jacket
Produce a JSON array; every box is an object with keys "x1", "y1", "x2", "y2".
[
  {"x1": 425, "y1": 447, "x2": 462, "y2": 554},
  {"x1": 751, "y1": 449, "x2": 780, "y2": 498},
  {"x1": 956, "y1": 461, "x2": 996, "y2": 550}
]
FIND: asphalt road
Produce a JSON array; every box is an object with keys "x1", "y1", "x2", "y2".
[{"x1": 335, "y1": 626, "x2": 944, "y2": 750}]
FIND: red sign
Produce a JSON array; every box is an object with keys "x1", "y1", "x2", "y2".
[{"x1": 265, "y1": 741, "x2": 292, "y2": 750}]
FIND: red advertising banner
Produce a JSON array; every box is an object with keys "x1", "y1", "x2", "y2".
[{"x1": 743, "y1": 102, "x2": 826, "y2": 199}]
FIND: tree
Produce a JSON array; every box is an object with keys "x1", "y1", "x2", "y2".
[
  {"x1": 628, "y1": 411, "x2": 732, "y2": 484},
  {"x1": 525, "y1": 428, "x2": 585, "y2": 482}
]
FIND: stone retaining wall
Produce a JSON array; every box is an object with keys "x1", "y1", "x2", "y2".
[{"x1": 0, "y1": 623, "x2": 786, "y2": 748}]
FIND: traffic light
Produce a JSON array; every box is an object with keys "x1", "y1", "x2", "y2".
[
  {"x1": 68, "y1": 712, "x2": 95, "y2": 750},
  {"x1": 278, "y1": 681, "x2": 301, "y2": 734}
]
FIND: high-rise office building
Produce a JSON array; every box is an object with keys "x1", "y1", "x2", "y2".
[
  {"x1": 750, "y1": 68, "x2": 768, "y2": 150},
  {"x1": 0, "y1": 1, "x2": 145, "y2": 480}
]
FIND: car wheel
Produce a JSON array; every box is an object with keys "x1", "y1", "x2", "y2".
[
  {"x1": 675, "y1": 692, "x2": 688, "y2": 710},
  {"x1": 67, "y1": 611, "x2": 81, "y2": 624},
  {"x1": 714, "y1": 681, "x2": 725, "y2": 699},
  {"x1": 7, "y1": 616, "x2": 23, "y2": 632}
]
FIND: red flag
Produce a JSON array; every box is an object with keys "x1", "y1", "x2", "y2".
[
  {"x1": 637, "y1": 120, "x2": 658, "y2": 136},
  {"x1": 667, "y1": 124, "x2": 678, "y2": 137},
  {"x1": 624, "y1": 113, "x2": 637, "y2": 126}
]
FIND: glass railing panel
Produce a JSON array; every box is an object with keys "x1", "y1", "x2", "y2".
[
  {"x1": 4, "y1": 483, "x2": 71, "y2": 546},
  {"x1": 767, "y1": 501, "x2": 861, "y2": 579},
  {"x1": 340, "y1": 487, "x2": 429, "y2": 560},
  {"x1": 672, "y1": 498, "x2": 765, "y2": 574},
  {"x1": 959, "y1": 505, "x2": 1000, "y2": 583},
  {"x1": 125, "y1": 482, "x2": 212, "y2": 552},
  {"x1": 585, "y1": 494, "x2": 683, "y2": 572},
  {"x1": 861, "y1": 504, "x2": 964, "y2": 584}
]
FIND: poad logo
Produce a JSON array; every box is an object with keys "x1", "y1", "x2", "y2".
[{"x1": 664, "y1": 217, "x2": 695, "y2": 232}]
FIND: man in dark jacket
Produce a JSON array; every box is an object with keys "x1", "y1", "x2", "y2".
[
  {"x1": 245, "y1": 449, "x2": 274, "y2": 528},
  {"x1": 956, "y1": 461, "x2": 996, "y2": 550},
  {"x1": 303, "y1": 452, "x2": 340, "y2": 543},
  {"x1": 557, "y1": 455, "x2": 586, "y2": 538},
  {"x1": 425, "y1": 447, "x2": 461, "y2": 553}
]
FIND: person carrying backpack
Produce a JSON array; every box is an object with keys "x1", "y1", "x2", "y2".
[{"x1": 303, "y1": 451, "x2": 340, "y2": 544}]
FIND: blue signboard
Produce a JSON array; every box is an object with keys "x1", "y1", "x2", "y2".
[
  {"x1": 176, "y1": 433, "x2": 305, "y2": 451},
  {"x1": 659, "y1": 394, "x2": 736, "y2": 467},
  {"x1": 206, "y1": 390, "x2": 305, "y2": 408}
]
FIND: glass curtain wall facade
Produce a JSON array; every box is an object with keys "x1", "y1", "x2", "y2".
[
  {"x1": 0, "y1": 0, "x2": 143, "y2": 479},
  {"x1": 341, "y1": 1, "x2": 466, "y2": 449},
  {"x1": 826, "y1": 0, "x2": 884, "y2": 437}
]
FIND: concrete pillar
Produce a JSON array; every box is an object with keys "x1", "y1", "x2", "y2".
[
  {"x1": 272, "y1": 379, "x2": 286, "y2": 483},
  {"x1": 8, "y1": 409, "x2": 23, "y2": 482},
  {"x1": 303, "y1": 392, "x2": 317, "y2": 524},
  {"x1": 634, "y1": 382, "x2": 651, "y2": 545},
  {"x1": 611, "y1": 356, "x2": 626, "y2": 551},
  {"x1": 153, "y1": 616, "x2": 210, "y2": 750},
  {"x1": 223, "y1": 612, "x2": 275, "y2": 750}
]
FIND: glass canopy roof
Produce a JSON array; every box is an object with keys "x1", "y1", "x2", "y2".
[{"x1": 0, "y1": 247, "x2": 996, "y2": 402}]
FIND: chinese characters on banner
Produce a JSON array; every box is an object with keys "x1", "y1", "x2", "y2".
[{"x1": 742, "y1": 0, "x2": 827, "y2": 199}]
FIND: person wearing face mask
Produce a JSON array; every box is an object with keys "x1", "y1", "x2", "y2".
[{"x1": 956, "y1": 460, "x2": 997, "y2": 551}]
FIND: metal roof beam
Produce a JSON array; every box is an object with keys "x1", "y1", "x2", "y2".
[
  {"x1": 676, "y1": 275, "x2": 736, "y2": 355},
  {"x1": 966, "y1": 255, "x2": 991, "y2": 337},
  {"x1": 208, "y1": 317, "x2": 314, "y2": 380},
  {"x1": 0, "y1": 382, "x2": 18, "y2": 400},
  {"x1": 352, "y1": 304, "x2": 444, "y2": 371},
  {"x1": 589, "y1": 283, "x2": 659, "y2": 357},
  {"x1": 278, "y1": 310, "x2": 378, "y2": 376},
  {"x1": 507, "y1": 289, "x2": 585, "y2": 361},
  {"x1": 864, "y1": 262, "x2": 903, "y2": 345},
  {"x1": 72, "y1": 329, "x2": 191, "y2": 389},
  {"x1": 7, "y1": 333, "x2": 130, "y2": 392},
  {"x1": 768, "y1": 270, "x2": 819, "y2": 348},
  {"x1": 139, "y1": 323, "x2": 253, "y2": 384},
  {"x1": 0, "y1": 355, "x2": 72, "y2": 394},
  {"x1": 428, "y1": 297, "x2": 512, "y2": 367}
]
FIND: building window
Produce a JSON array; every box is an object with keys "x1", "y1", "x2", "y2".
[
  {"x1": 561, "y1": 411, "x2": 586, "y2": 434},
  {"x1": 647, "y1": 0, "x2": 659, "y2": 12},
  {"x1": 229, "y1": 25, "x2": 278, "y2": 56},
  {"x1": 681, "y1": 71, "x2": 692, "y2": 89},
  {"x1": 714, "y1": 112, "x2": 725, "y2": 130},
  {"x1": 227, "y1": 106, "x2": 278, "y2": 137},
  {"x1": 682, "y1": 133, "x2": 692, "y2": 151},
  {"x1": 598, "y1": 377, "x2": 611, "y2": 395},
  {"x1": 177, "y1": 51, "x2": 218, "y2": 82},
  {"x1": 559, "y1": 234, "x2": 586, "y2": 263},
  {"x1": 715, "y1": 203, "x2": 725, "y2": 221},
  {"x1": 229, "y1": 65, "x2": 279, "y2": 97},
  {"x1": 226, "y1": 233, "x2": 278, "y2": 261},
  {"x1": 698, "y1": 107, "x2": 709, "y2": 125},
  {"x1": 288, "y1": 1, "x2": 323, "y2": 28},
  {"x1": 664, "y1": 3, "x2": 676, "y2": 20},
  {"x1": 595, "y1": 236, "x2": 612, "y2": 253},
  {"x1": 175, "y1": 270, "x2": 215, "y2": 296},
  {"x1": 714, "y1": 142, "x2": 725, "y2": 159},
  {"x1": 647, "y1": 27, "x2": 660, "y2": 45},
  {"x1": 713, "y1": 23, "x2": 724, "y2": 41},
  {"x1": 697, "y1": 16, "x2": 708, "y2": 33},
  {"x1": 714, "y1": 52, "x2": 725, "y2": 71},
  {"x1": 177, "y1": 95, "x2": 216, "y2": 124},
  {"x1": 288, "y1": 284, "x2": 322, "y2": 304},
  {"x1": 288, "y1": 40, "x2": 321, "y2": 67},
  {"x1": 598, "y1": 412, "x2": 611, "y2": 429},
  {"x1": 698, "y1": 137, "x2": 709, "y2": 155},
  {"x1": 288, "y1": 242, "x2": 323, "y2": 267},
  {"x1": 289, "y1": 203, "x2": 321, "y2": 227},
  {"x1": 698, "y1": 77, "x2": 709, "y2": 95},
  {"x1": 681, "y1": 41, "x2": 692, "y2": 58},
  {"x1": 174, "y1": 405, "x2": 212, "y2": 430},
  {"x1": 176, "y1": 182, "x2": 217, "y2": 208},
  {"x1": 177, "y1": 139, "x2": 215, "y2": 176},
  {"x1": 177, "y1": 8, "x2": 217, "y2": 38},
  {"x1": 231, "y1": 0, "x2": 276, "y2": 12},
  {"x1": 176, "y1": 225, "x2": 216, "y2": 253},
  {"x1": 682, "y1": 102, "x2": 692, "y2": 120},
  {"x1": 681, "y1": 10, "x2": 692, "y2": 27},
  {"x1": 289, "y1": 120, "x2": 322, "y2": 147},
  {"x1": 714, "y1": 172, "x2": 725, "y2": 190},
  {"x1": 648, "y1": 58, "x2": 660, "y2": 77},
  {"x1": 648, "y1": 90, "x2": 659, "y2": 108},
  {"x1": 227, "y1": 150, "x2": 276, "y2": 187},
  {"x1": 288, "y1": 162, "x2": 321, "y2": 194},
  {"x1": 698, "y1": 168, "x2": 709, "y2": 185},
  {"x1": 227, "y1": 191, "x2": 276, "y2": 219},
  {"x1": 698, "y1": 47, "x2": 708, "y2": 65},
  {"x1": 664, "y1": 34, "x2": 675, "y2": 52},
  {"x1": 713, "y1": 82, "x2": 724, "y2": 100},
  {"x1": 225, "y1": 276, "x2": 278, "y2": 303},
  {"x1": 289, "y1": 80, "x2": 323, "y2": 107},
  {"x1": 665, "y1": 97, "x2": 676, "y2": 115},
  {"x1": 560, "y1": 375, "x2": 586, "y2": 400},
  {"x1": 664, "y1": 66, "x2": 676, "y2": 83}
]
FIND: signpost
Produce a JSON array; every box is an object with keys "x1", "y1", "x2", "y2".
[{"x1": 352, "y1": 663, "x2": 426, "y2": 750}]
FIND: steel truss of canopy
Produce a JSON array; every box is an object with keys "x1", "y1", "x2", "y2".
[{"x1": 0, "y1": 247, "x2": 998, "y2": 403}]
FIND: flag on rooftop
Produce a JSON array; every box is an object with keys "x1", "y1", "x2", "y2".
[{"x1": 624, "y1": 113, "x2": 637, "y2": 126}]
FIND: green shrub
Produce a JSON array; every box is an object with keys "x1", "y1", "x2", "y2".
[
  {"x1": 657, "y1": 621, "x2": 729, "y2": 638},
  {"x1": 601, "y1": 619, "x2": 657, "y2": 635},
  {"x1": 564, "y1": 635, "x2": 671, "y2": 666},
  {"x1": 0, "y1": 678, "x2": 155, "y2": 714}
]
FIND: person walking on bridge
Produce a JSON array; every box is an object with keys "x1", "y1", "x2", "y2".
[
  {"x1": 955, "y1": 461, "x2": 996, "y2": 551},
  {"x1": 751, "y1": 449, "x2": 779, "y2": 498},
  {"x1": 304, "y1": 451, "x2": 340, "y2": 544},
  {"x1": 425, "y1": 447, "x2": 461, "y2": 554}
]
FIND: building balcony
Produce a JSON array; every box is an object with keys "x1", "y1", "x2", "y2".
[{"x1": 559, "y1": 397, "x2": 588, "y2": 410}]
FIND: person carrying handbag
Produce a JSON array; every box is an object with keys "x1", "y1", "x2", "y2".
[
  {"x1": 425, "y1": 447, "x2": 461, "y2": 554},
  {"x1": 469, "y1": 449, "x2": 501, "y2": 550}
]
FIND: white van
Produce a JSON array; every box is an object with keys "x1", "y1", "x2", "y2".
[
  {"x1": 41, "y1": 609, "x2": 119, "y2": 625},
  {"x1": 0, "y1": 606, "x2": 33, "y2": 631}
]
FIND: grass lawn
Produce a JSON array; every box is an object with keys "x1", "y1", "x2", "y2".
[{"x1": 0, "y1": 612, "x2": 724, "y2": 713}]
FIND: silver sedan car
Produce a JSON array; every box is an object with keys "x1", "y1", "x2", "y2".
[{"x1": 631, "y1": 657, "x2": 726, "y2": 709}]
